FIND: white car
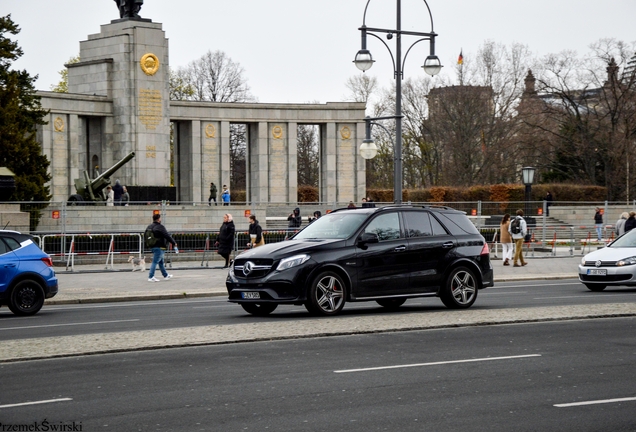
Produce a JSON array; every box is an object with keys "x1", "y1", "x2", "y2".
[{"x1": 579, "y1": 229, "x2": 636, "y2": 291}]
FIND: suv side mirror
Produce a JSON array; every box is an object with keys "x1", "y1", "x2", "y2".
[{"x1": 357, "y1": 232, "x2": 379, "y2": 248}]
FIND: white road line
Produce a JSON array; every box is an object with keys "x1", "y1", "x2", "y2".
[
  {"x1": 0, "y1": 398, "x2": 73, "y2": 409},
  {"x1": 555, "y1": 396, "x2": 636, "y2": 408},
  {"x1": 535, "y1": 294, "x2": 636, "y2": 300},
  {"x1": 334, "y1": 354, "x2": 542, "y2": 373},
  {"x1": 481, "y1": 292, "x2": 527, "y2": 295},
  {"x1": 49, "y1": 299, "x2": 224, "y2": 311},
  {"x1": 0, "y1": 319, "x2": 139, "y2": 331},
  {"x1": 492, "y1": 282, "x2": 581, "y2": 289}
]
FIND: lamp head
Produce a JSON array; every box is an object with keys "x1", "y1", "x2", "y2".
[
  {"x1": 354, "y1": 49, "x2": 374, "y2": 72},
  {"x1": 359, "y1": 139, "x2": 378, "y2": 160},
  {"x1": 422, "y1": 55, "x2": 443, "y2": 76}
]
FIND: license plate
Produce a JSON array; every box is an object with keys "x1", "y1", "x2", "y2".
[
  {"x1": 241, "y1": 292, "x2": 260, "y2": 299},
  {"x1": 587, "y1": 269, "x2": 607, "y2": 276}
]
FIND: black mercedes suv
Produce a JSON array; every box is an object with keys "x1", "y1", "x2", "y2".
[{"x1": 227, "y1": 205, "x2": 493, "y2": 316}]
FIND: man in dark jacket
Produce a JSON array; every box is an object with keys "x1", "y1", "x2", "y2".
[
  {"x1": 287, "y1": 207, "x2": 302, "y2": 228},
  {"x1": 146, "y1": 213, "x2": 177, "y2": 282},
  {"x1": 208, "y1": 182, "x2": 217, "y2": 206},
  {"x1": 113, "y1": 179, "x2": 124, "y2": 206}
]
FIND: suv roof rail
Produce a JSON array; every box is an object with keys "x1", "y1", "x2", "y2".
[{"x1": 420, "y1": 205, "x2": 456, "y2": 210}]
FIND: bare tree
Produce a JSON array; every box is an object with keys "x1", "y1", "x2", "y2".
[
  {"x1": 522, "y1": 39, "x2": 636, "y2": 199},
  {"x1": 173, "y1": 50, "x2": 255, "y2": 103},
  {"x1": 297, "y1": 125, "x2": 319, "y2": 187},
  {"x1": 345, "y1": 74, "x2": 379, "y2": 104}
]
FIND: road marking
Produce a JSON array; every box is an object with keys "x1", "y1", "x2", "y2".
[
  {"x1": 334, "y1": 354, "x2": 541, "y2": 373},
  {"x1": 0, "y1": 398, "x2": 73, "y2": 409},
  {"x1": 49, "y1": 299, "x2": 224, "y2": 311},
  {"x1": 492, "y1": 282, "x2": 581, "y2": 289},
  {"x1": 0, "y1": 319, "x2": 139, "y2": 331},
  {"x1": 535, "y1": 294, "x2": 636, "y2": 300},
  {"x1": 481, "y1": 292, "x2": 527, "y2": 295},
  {"x1": 555, "y1": 396, "x2": 636, "y2": 408}
]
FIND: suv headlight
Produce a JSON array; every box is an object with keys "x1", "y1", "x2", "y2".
[
  {"x1": 276, "y1": 254, "x2": 310, "y2": 271},
  {"x1": 617, "y1": 256, "x2": 636, "y2": 266}
]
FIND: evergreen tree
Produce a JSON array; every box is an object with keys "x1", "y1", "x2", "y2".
[{"x1": 0, "y1": 14, "x2": 51, "y2": 201}]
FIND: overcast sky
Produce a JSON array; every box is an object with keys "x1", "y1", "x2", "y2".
[{"x1": 2, "y1": 0, "x2": 635, "y2": 104}]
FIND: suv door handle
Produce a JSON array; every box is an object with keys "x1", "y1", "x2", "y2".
[
  {"x1": 394, "y1": 246, "x2": 406, "y2": 252},
  {"x1": 442, "y1": 242, "x2": 454, "y2": 248}
]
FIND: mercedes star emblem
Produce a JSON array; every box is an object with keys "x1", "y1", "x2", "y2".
[{"x1": 243, "y1": 261, "x2": 254, "y2": 276}]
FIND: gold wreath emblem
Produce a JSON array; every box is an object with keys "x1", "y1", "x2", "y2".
[
  {"x1": 272, "y1": 125, "x2": 283, "y2": 139},
  {"x1": 205, "y1": 124, "x2": 216, "y2": 138},
  {"x1": 53, "y1": 117, "x2": 64, "y2": 132},
  {"x1": 340, "y1": 126, "x2": 351, "y2": 140},
  {"x1": 140, "y1": 53, "x2": 160, "y2": 76}
]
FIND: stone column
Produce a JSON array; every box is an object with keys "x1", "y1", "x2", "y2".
[
  {"x1": 268, "y1": 123, "x2": 289, "y2": 203},
  {"x1": 220, "y1": 121, "x2": 232, "y2": 192},
  {"x1": 287, "y1": 122, "x2": 298, "y2": 203},
  {"x1": 202, "y1": 121, "x2": 221, "y2": 203},
  {"x1": 321, "y1": 122, "x2": 337, "y2": 204},
  {"x1": 248, "y1": 122, "x2": 269, "y2": 204}
]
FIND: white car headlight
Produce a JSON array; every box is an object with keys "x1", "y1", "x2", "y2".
[
  {"x1": 581, "y1": 257, "x2": 586, "y2": 265},
  {"x1": 617, "y1": 256, "x2": 636, "y2": 266},
  {"x1": 276, "y1": 254, "x2": 310, "y2": 271}
]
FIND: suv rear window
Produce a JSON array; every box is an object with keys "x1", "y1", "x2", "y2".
[{"x1": 436, "y1": 212, "x2": 480, "y2": 235}]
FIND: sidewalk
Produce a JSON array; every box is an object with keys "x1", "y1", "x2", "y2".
[{"x1": 48, "y1": 255, "x2": 582, "y2": 305}]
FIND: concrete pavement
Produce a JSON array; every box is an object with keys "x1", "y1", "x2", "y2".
[
  {"x1": 48, "y1": 255, "x2": 584, "y2": 305},
  {"x1": 5, "y1": 254, "x2": 635, "y2": 363}
]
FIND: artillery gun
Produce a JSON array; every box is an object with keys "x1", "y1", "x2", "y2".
[{"x1": 67, "y1": 152, "x2": 135, "y2": 204}]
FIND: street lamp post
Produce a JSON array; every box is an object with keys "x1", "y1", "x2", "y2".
[
  {"x1": 522, "y1": 166, "x2": 536, "y2": 218},
  {"x1": 354, "y1": 0, "x2": 442, "y2": 204}
]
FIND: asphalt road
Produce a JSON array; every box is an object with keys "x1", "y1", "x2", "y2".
[
  {"x1": 1, "y1": 317, "x2": 635, "y2": 431},
  {"x1": 1, "y1": 278, "x2": 635, "y2": 341}
]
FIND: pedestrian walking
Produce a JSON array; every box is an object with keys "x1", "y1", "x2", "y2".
[
  {"x1": 248, "y1": 214, "x2": 265, "y2": 248},
  {"x1": 216, "y1": 213, "x2": 235, "y2": 268},
  {"x1": 625, "y1": 212, "x2": 636, "y2": 233},
  {"x1": 221, "y1": 185, "x2": 230, "y2": 206},
  {"x1": 616, "y1": 212, "x2": 629, "y2": 237},
  {"x1": 594, "y1": 207, "x2": 603, "y2": 241},
  {"x1": 208, "y1": 182, "x2": 217, "y2": 206},
  {"x1": 499, "y1": 213, "x2": 513, "y2": 266},
  {"x1": 121, "y1": 185, "x2": 130, "y2": 206},
  {"x1": 146, "y1": 213, "x2": 177, "y2": 282},
  {"x1": 113, "y1": 179, "x2": 124, "y2": 205},
  {"x1": 508, "y1": 209, "x2": 528, "y2": 267},
  {"x1": 545, "y1": 191, "x2": 553, "y2": 216},
  {"x1": 106, "y1": 186, "x2": 114, "y2": 206}
]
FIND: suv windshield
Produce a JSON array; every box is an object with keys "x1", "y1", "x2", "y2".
[{"x1": 294, "y1": 212, "x2": 368, "y2": 240}]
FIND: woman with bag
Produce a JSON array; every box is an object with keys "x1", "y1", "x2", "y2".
[
  {"x1": 216, "y1": 213, "x2": 235, "y2": 268},
  {"x1": 248, "y1": 214, "x2": 265, "y2": 248},
  {"x1": 499, "y1": 213, "x2": 513, "y2": 266}
]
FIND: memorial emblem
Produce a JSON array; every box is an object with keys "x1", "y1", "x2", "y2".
[
  {"x1": 205, "y1": 124, "x2": 216, "y2": 138},
  {"x1": 340, "y1": 126, "x2": 351, "y2": 140},
  {"x1": 53, "y1": 117, "x2": 65, "y2": 132},
  {"x1": 272, "y1": 125, "x2": 283, "y2": 139},
  {"x1": 140, "y1": 53, "x2": 160, "y2": 76}
]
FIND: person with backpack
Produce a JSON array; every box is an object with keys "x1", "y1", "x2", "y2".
[
  {"x1": 508, "y1": 209, "x2": 528, "y2": 267},
  {"x1": 145, "y1": 213, "x2": 177, "y2": 282}
]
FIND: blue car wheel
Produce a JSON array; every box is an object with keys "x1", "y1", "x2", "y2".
[{"x1": 9, "y1": 280, "x2": 45, "y2": 316}]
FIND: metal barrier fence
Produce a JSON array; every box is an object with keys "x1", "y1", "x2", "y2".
[
  {"x1": 7, "y1": 199, "x2": 636, "y2": 232},
  {"x1": 40, "y1": 229, "x2": 300, "y2": 271}
]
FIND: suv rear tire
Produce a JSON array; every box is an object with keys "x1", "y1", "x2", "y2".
[
  {"x1": 440, "y1": 266, "x2": 478, "y2": 309},
  {"x1": 8, "y1": 280, "x2": 45, "y2": 316}
]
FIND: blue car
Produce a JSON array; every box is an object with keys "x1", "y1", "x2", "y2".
[{"x1": 0, "y1": 230, "x2": 58, "y2": 315}]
